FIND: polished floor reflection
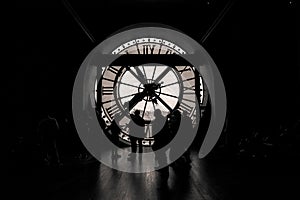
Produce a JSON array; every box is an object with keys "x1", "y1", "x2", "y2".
[{"x1": 10, "y1": 150, "x2": 298, "y2": 200}]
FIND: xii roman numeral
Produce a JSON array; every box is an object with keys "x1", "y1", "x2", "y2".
[{"x1": 142, "y1": 44, "x2": 155, "y2": 54}]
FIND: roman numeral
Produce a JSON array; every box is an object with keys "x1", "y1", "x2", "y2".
[
  {"x1": 182, "y1": 77, "x2": 196, "y2": 82},
  {"x1": 119, "y1": 132, "x2": 129, "y2": 141},
  {"x1": 107, "y1": 104, "x2": 121, "y2": 116},
  {"x1": 102, "y1": 86, "x2": 114, "y2": 95},
  {"x1": 182, "y1": 97, "x2": 196, "y2": 103},
  {"x1": 158, "y1": 47, "x2": 162, "y2": 54},
  {"x1": 102, "y1": 77, "x2": 115, "y2": 82},
  {"x1": 165, "y1": 49, "x2": 174, "y2": 54},
  {"x1": 142, "y1": 44, "x2": 155, "y2": 54},
  {"x1": 178, "y1": 66, "x2": 191, "y2": 74},
  {"x1": 121, "y1": 134, "x2": 130, "y2": 141},
  {"x1": 107, "y1": 66, "x2": 119, "y2": 74},
  {"x1": 183, "y1": 86, "x2": 196, "y2": 94},
  {"x1": 102, "y1": 99, "x2": 114, "y2": 104},
  {"x1": 179, "y1": 101, "x2": 193, "y2": 113},
  {"x1": 136, "y1": 45, "x2": 141, "y2": 54}
]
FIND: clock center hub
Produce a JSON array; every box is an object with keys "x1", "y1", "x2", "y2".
[{"x1": 138, "y1": 81, "x2": 162, "y2": 101}]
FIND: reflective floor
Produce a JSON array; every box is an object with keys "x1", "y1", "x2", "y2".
[{"x1": 9, "y1": 150, "x2": 299, "y2": 200}]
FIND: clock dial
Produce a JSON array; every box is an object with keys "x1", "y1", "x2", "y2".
[{"x1": 96, "y1": 37, "x2": 206, "y2": 146}]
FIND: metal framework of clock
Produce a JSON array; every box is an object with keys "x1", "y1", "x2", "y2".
[{"x1": 95, "y1": 37, "x2": 208, "y2": 146}]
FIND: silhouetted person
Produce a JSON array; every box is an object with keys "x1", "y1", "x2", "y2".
[
  {"x1": 153, "y1": 110, "x2": 170, "y2": 146},
  {"x1": 169, "y1": 110, "x2": 193, "y2": 170},
  {"x1": 168, "y1": 109, "x2": 181, "y2": 140},
  {"x1": 179, "y1": 111, "x2": 193, "y2": 164},
  {"x1": 37, "y1": 113, "x2": 61, "y2": 166},
  {"x1": 151, "y1": 109, "x2": 170, "y2": 187},
  {"x1": 152, "y1": 109, "x2": 169, "y2": 164},
  {"x1": 128, "y1": 110, "x2": 146, "y2": 158},
  {"x1": 108, "y1": 113, "x2": 122, "y2": 159}
]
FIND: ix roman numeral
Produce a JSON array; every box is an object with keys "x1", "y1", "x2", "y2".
[{"x1": 183, "y1": 85, "x2": 196, "y2": 94}]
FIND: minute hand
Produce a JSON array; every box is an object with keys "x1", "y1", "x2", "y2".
[{"x1": 154, "y1": 67, "x2": 172, "y2": 84}]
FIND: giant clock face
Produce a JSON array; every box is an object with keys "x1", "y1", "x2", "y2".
[
  {"x1": 72, "y1": 26, "x2": 227, "y2": 172},
  {"x1": 96, "y1": 37, "x2": 207, "y2": 146}
]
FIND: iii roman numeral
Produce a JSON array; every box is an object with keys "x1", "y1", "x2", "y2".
[{"x1": 102, "y1": 87, "x2": 114, "y2": 95}]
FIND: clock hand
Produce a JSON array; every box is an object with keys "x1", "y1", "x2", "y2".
[
  {"x1": 135, "y1": 66, "x2": 147, "y2": 83},
  {"x1": 141, "y1": 66, "x2": 148, "y2": 82},
  {"x1": 160, "y1": 77, "x2": 196, "y2": 88},
  {"x1": 102, "y1": 92, "x2": 139, "y2": 104},
  {"x1": 142, "y1": 96, "x2": 149, "y2": 118},
  {"x1": 128, "y1": 90, "x2": 147, "y2": 111},
  {"x1": 120, "y1": 81, "x2": 143, "y2": 89},
  {"x1": 154, "y1": 67, "x2": 172, "y2": 84},
  {"x1": 153, "y1": 93, "x2": 173, "y2": 111},
  {"x1": 151, "y1": 66, "x2": 157, "y2": 81},
  {"x1": 156, "y1": 91, "x2": 177, "y2": 99},
  {"x1": 126, "y1": 66, "x2": 147, "y2": 84}
]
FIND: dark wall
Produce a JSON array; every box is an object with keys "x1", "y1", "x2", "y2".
[{"x1": 13, "y1": 0, "x2": 298, "y2": 146}]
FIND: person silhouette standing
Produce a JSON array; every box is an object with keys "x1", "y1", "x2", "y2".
[
  {"x1": 108, "y1": 113, "x2": 122, "y2": 159},
  {"x1": 152, "y1": 109, "x2": 170, "y2": 167},
  {"x1": 169, "y1": 110, "x2": 193, "y2": 170},
  {"x1": 128, "y1": 110, "x2": 146, "y2": 159},
  {"x1": 151, "y1": 109, "x2": 170, "y2": 187},
  {"x1": 179, "y1": 111, "x2": 193, "y2": 164}
]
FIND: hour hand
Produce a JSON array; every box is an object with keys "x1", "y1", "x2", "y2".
[{"x1": 129, "y1": 90, "x2": 147, "y2": 111}]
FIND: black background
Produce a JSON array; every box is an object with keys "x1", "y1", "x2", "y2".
[
  {"x1": 11, "y1": 0, "x2": 299, "y2": 199},
  {"x1": 13, "y1": 0, "x2": 298, "y2": 137}
]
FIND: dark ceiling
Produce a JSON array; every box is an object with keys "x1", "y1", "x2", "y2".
[{"x1": 13, "y1": 0, "x2": 298, "y2": 134}]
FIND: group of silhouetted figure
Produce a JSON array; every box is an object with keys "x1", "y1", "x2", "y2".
[{"x1": 108, "y1": 108, "x2": 194, "y2": 172}]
